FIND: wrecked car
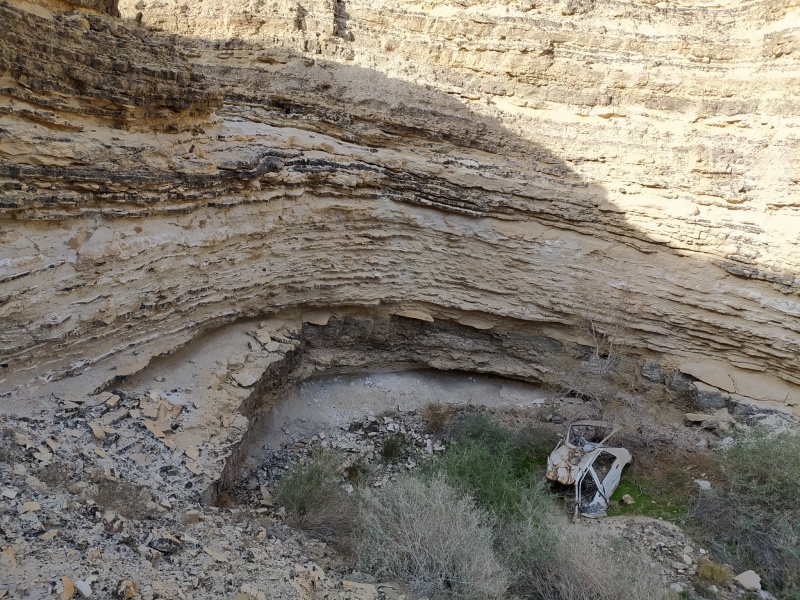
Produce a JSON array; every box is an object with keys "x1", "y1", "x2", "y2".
[{"x1": 545, "y1": 420, "x2": 632, "y2": 518}]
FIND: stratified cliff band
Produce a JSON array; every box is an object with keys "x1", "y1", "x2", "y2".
[{"x1": 1, "y1": 0, "x2": 799, "y2": 413}]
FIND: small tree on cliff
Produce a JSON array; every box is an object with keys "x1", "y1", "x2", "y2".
[{"x1": 556, "y1": 282, "x2": 643, "y2": 410}]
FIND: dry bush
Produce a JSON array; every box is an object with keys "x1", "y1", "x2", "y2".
[
  {"x1": 0, "y1": 428, "x2": 23, "y2": 465},
  {"x1": 623, "y1": 441, "x2": 722, "y2": 505},
  {"x1": 498, "y1": 498, "x2": 558, "y2": 597},
  {"x1": 552, "y1": 284, "x2": 648, "y2": 411},
  {"x1": 88, "y1": 477, "x2": 152, "y2": 520},
  {"x1": 501, "y1": 504, "x2": 667, "y2": 600},
  {"x1": 275, "y1": 449, "x2": 357, "y2": 546},
  {"x1": 692, "y1": 430, "x2": 800, "y2": 592},
  {"x1": 355, "y1": 475, "x2": 509, "y2": 600},
  {"x1": 516, "y1": 423, "x2": 560, "y2": 461},
  {"x1": 421, "y1": 402, "x2": 456, "y2": 434},
  {"x1": 696, "y1": 557, "x2": 733, "y2": 586}
]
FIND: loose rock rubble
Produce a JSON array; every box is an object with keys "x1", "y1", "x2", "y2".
[
  {"x1": 0, "y1": 381, "x2": 780, "y2": 600},
  {"x1": 236, "y1": 411, "x2": 448, "y2": 506},
  {"x1": 0, "y1": 394, "x2": 382, "y2": 600}
]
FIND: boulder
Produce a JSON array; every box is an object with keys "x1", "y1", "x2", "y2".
[
  {"x1": 641, "y1": 359, "x2": 663, "y2": 382},
  {"x1": 734, "y1": 570, "x2": 762, "y2": 591},
  {"x1": 690, "y1": 382, "x2": 730, "y2": 410}
]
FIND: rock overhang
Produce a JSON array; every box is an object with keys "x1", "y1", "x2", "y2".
[{"x1": 0, "y1": 0, "x2": 799, "y2": 420}]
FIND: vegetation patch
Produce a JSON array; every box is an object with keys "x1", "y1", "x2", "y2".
[
  {"x1": 380, "y1": 433, "x2": 406, "y2": 463},
  {"x1": 503, "y1": 512, "x2": 668, "y2": 600},
  {"x1": 343, "y1": 456, "x2": 371, "y2": 485},
  {"x1": 607, "y1": 478, "x2": 688, "y2": 521},
  {"x1": 420, "y1": 402, "x2": 456, "y2": 434},
  {"x1": 90, "y1": 477, "x2": 152, "y2": 520},
  {"x1": 424, "y1": 413, "x2": 546, "y2": 520},
  {"x1": 691, "y1": 429, "x2": 800, "y2": 596},
  {"x1": 269, "y1": 412, "x2": 681, "y2": 600},
  {"x1": 275, "y1": 449, "x2": 357, "y2": 546},
  {"x1": 696, "y1": 557, "x2": 733, "y2": 586},
  {"x1": 356, "y1": 475, "x2": 509, "y2": 600}
]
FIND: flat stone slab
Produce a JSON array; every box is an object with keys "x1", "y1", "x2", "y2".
[
  {"x1": 734, "y1": 570, "x2": 761, "y2": 590},
  {"x1": 394, "y1": 309, "x2": 434, "y2": 322}
]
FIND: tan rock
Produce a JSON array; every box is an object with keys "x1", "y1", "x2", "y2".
[
  {"x1": 684, "y1": 413, "x2": 715, "y2": 423},
  {"x1": 144, "y1": 420, "x2": 166, "y2": 439},
  {"x1": 203, "y1": 546, "x2": 229, "y2": 562},
  {"x1": 232, "y1": 370, "x2": 260, "y2": 388},
  {"x1": 342, "y1": 581, "x2": 378, "y2": 600},
  {"x1": 457, "y1": 316, "x2": 493, "y2": 330},
  {"x1": 394, "y1": 310, "x2": 434, "y2": 322},
  {"x1": 1, "y1": 0, "x2": 799, "y2": 473},
  {"x1": 302, "y1": 310, "x2": 332, "y2": 326},
  {"x1": 62, "y1": 577, "x2": 74, "y2": 600},
  {"x1": 88, "y1": 422, "x2": 106, "y2": 442},
  {"x1": 734, "y1": 570, "x2": 762, "y2": 590}
]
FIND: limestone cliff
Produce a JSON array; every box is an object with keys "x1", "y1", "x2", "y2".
[{"x1": 1, "y1": 0, "x2": 799, "y2": 414}]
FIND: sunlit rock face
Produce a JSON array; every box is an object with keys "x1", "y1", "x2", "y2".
[{"x1": 1, "y1": 0, "x2": 799, "y2": 412}]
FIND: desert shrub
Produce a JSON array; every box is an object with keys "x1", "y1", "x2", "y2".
[
  {"x1": 421, "y1": 402, "x2": 456, "y2": 434},
  {"x1": 450, "y1": 411, "x2": 515, "y2": 447},
  {"x1": 691, "y1": 430, "x2": 800, "y2": 593},
  {"x1": 0, "y1": 427, "x2": 27, "y2": 467},
  {"x1": 500, "y1": 502, "x2": 666, "y2": 600},
  {"x1": 429, "y1": 413, "x2": 545, "y2": 520},
  {"x1": 355, "y1": 475, "x2": 509, "y2": 600},
  {"x1": 380, "y1": 434, "x2": 406, "y2": 463},
  {"x1": 91, "y1": 478, "x2": 152, "y2": 520},
  {"x1": 275, "y1": 449, "x2": 356, "y2": 545},
  {"x1": 516, "y1": 423, "x2": 561, "y2": 461},
  {"x1": 696, "y1": 557, "x2": 733, "y2": 586},
  {"x1": 546, "y1": 285, "x2": 646, "y2": 409},
  {"x1": 431, "y1": 440, "x2": 537, "y2": 520},
  {"x1": 343, "y1": 456, "x2": 371, "y2": 486},
  {"x1": 498, "y1": 496, "x2": 558, "y2": 598}
]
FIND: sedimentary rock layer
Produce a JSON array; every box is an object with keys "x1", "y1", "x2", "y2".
[{"x1": 1, "y1": 0, "x2": 799, "y2": 411}]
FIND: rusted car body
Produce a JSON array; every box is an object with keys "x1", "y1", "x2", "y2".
[{"x1": 545, "y1": 420, "x2": 631, "y2": 517}]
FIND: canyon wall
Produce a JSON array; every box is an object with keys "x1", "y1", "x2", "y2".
[{"x1": 1, "y1": 0, "x2": 799, "y2": 414}]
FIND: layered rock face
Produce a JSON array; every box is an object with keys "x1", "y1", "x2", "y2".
[{"x1": 1, "y1": 0, "x2": 799, "y2": 412}]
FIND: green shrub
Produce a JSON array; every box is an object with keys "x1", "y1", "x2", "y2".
[
  {"x1": 343, "y1": 456, "x2": 371, "y2": 486},
  {"x1": 380, "y1": 434, "x2": 406, "y2": 463},
  {"x1": 275, "y1": 449, "x2": 356, "y2": 545},
  {"x1": 516, "y1": 423, "x2": 560, "y2": 464},
  {"x1": 355, "y1": 475, "x2": 509, "y2": 600},
  {"x1": 691, "y1": 430, "x2": 800, "y2": 593},
  {"x1": 497, "y1": 497, "x2": 559, "y2": 598},
  {"x1": 429, "y1": 413, "x2": 544, "y2": 520},
  {"x1": 451, "y1": 412, "x2": 515, "y2": 447},
  {"x1": 431, "y1": 440, "x2": 537, "y2": 520}
]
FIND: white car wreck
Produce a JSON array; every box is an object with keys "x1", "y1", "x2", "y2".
[{"x1": 545, "y1": 420, "x2": 632, "y2": 518}]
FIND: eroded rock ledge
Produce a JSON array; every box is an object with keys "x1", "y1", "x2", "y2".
[{"x1": 1, "y1": 0, "x2": 799, "y2": 416}]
